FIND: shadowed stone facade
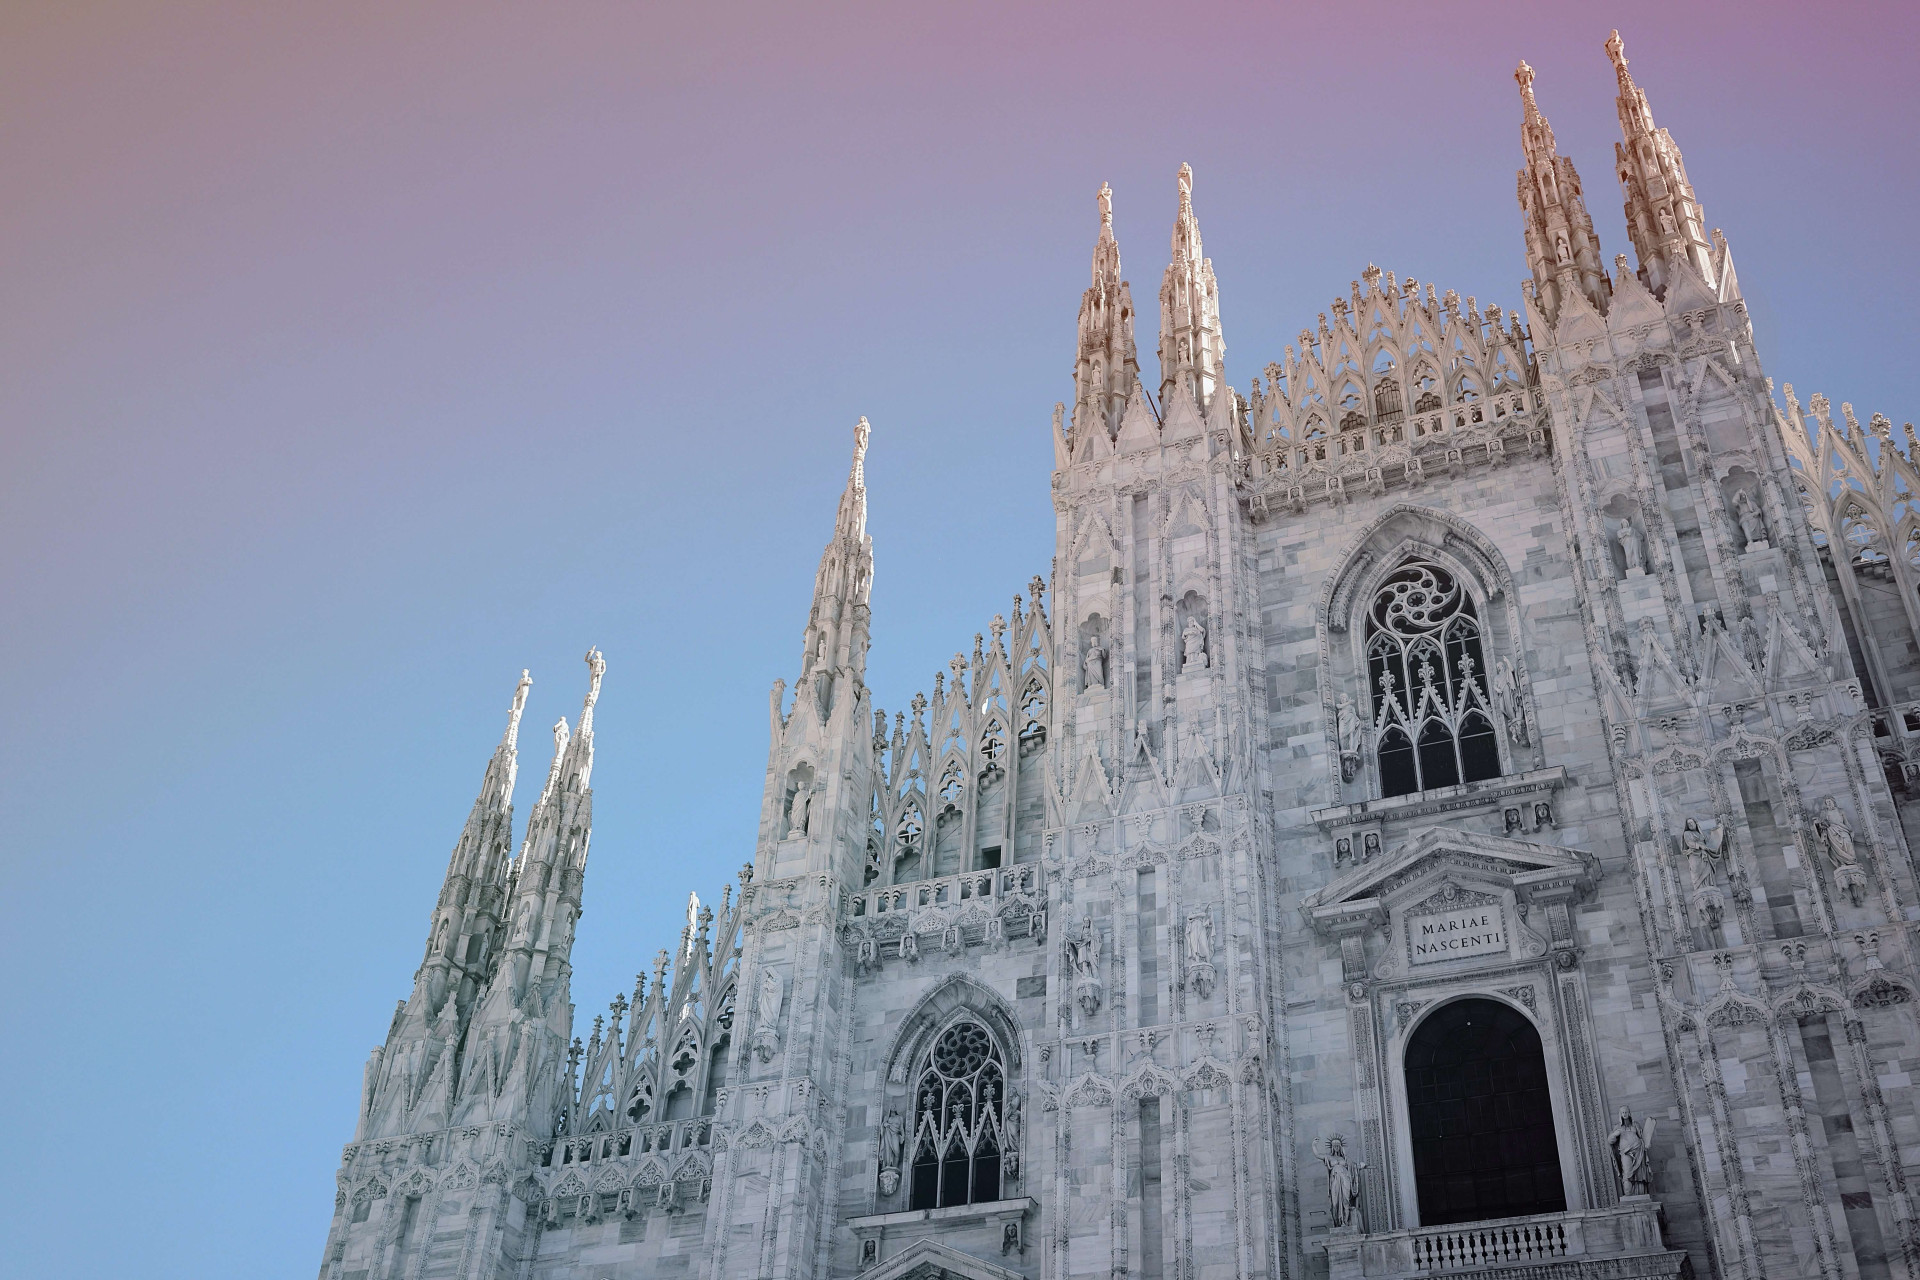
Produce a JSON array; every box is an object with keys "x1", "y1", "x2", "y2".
[{"x1": 320, "y1": 32, "x2": 1920, "y2": 1280}]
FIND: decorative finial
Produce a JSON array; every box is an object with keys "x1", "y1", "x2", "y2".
[
  {"x1": 1515, "y1": 59, "x2": 1535, "y2": 101},
  {"x1": 1097, "y1": 182, "x2": 1113, "y2": 231},
  {"x1": 852, "y1": 416, "x2": 871, "y2": 478},
  {"x1": 1605, "y1": 29, "x2": 1627, "y2": 74},
  {"x1": 1176, "y1": 163, "x2": 1193, "y2": 212},
  {"x1": 583, "y1": 648, "x2": 606, "y2": 708}
]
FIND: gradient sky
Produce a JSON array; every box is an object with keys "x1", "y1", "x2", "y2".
[{"x1": 3, "y1": 2, "x2": 1916, "y2": 1275}]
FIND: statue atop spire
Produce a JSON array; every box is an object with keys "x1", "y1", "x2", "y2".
[
  {"x1": 1158, "y1": 162, "x2": 1225, "y2": 416},
  {"x1": 478, "y1": 669, "x2": 532, "y2": 808},
  {"x1": 1606, "y1": 28, "x2": 1715, "y2": 297},
  {"x1": 1097, "y1": 181, "x2": 1113, "y2": 234}
]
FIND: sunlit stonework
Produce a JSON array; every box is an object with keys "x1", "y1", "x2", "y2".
[{"x1": 321, "y1": 32, "x2": 1920, "y2": 1280}]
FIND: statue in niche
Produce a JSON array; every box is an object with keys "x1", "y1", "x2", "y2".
[
  {"x1": 1657, "y1": 206, "x2": 1677, "y2": 235},
  {"x1": 1615, "y1": 518, "x2": 1646, "y2": 576},
  {"x1": 1001, "y1": 1089, "x2": 1023, "y2": 1178},
  {"x1": 1182, "y1": 615, "x2": 1209, "y2": 673},
  {"x1": 877, "y1": 1109, "x2": 905, "y2": 1195},
  {"x1": 1734, "y1": 488, "x2": 1768, "y2": 549},
  {"x1": 1608, "y1": 1107, "x2": 1655, "y2": 1196},
  {"x1": 1083, "y1": 637, "x2": 1107, "y2": 690},
  {"x1": 1678, "y1": 817, "x2": 1727, "y2": 892},
  {"x1": 1491, "y1": 656, "x2": 1526, "y2": 745},
  {"x1": 1068, "y1": 916, "x2": 1100, "y2": 982},
  {"x1": 1815, "y1": 799, "x2": 1870, "y2": 905},
  {"x1": 1554, "y1": 231, "x2": 1571, "y2": 264},
  {"x1": 1068, "y1": 915, "x2": 1104, "y2": 1017},
  {"x1": 751, "y1": 969, "x2": 784, "y2": 1063},
  {"x1": 1313, "y1": 1135, "x2": 1366, "y2": 1230},
  {"x1": 786, "y1": 787, "x2": 812, "y2": 838},
  {"x1": 1816, "y1": 797, "x2": 1859, "y2": 868},
  {"x1": 1185, "y1": 912, "x2": 1216, "y2": 998},
  {"x1": 1184, "y1": 912, "x2": 1213, "y2": 968},
  {"x1": 1334, "y1": 694, "x2": 1363, "y2": 781}
]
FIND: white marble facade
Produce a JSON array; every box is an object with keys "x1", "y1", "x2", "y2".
[{"x1": 321, "y1": 33, "x2": 1920, "y2": 1280}]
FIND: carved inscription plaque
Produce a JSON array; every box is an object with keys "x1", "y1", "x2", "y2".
[{"x1": 1408, "y1": 904, "x2": 1507, "y2": 965}]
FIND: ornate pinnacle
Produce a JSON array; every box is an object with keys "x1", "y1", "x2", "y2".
[
  {"x1": 1097, "y1": 181, "x2": 1113, "y2": 232},
  {"x1": 1605, "y1": 29, "x2": 1627, "y2": 75},
  {"x1": 1176, "y1": 162, "x2": 1193, "y2": 214}
]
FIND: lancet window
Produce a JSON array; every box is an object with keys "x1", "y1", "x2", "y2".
[
  {"x1": 1366, "y1": 563, "x2": 1500, "y2": 797},
  {"x1": 908, "y1": 1021, "x2": 1007, "y2": 1210}
]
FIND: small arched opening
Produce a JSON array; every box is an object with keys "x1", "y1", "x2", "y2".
[{"x1": 1405, "y1": 998, "x2": 1565, "y2": 1226}]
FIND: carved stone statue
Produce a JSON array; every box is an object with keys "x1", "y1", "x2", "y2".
[
  {"x1": 1820, "y1": 797, "x2": 1870, "y2": 906},
  {"x1": 1554, "y1": 230, "x2": 1571, "y2": 264},
  {"x1": 1001, "y1": 1089, "x2": 1023, "y2": 1178},
  {"x1": 1333, "y1": 694, "x2": 1363, "y2": 782},
  {"x1": 1181, "y1": 615, "x2": 1209, "y2": 673},
  {"x1": 1084, "y1": 638, "x2": 1107, "y2": 690},
  {"x1": 877, "y1": 1109, "x2": 906, "y2": 1194},
  {"x1": 1491, "y1": 656, "x2": 1526, "y2": 745},
  {"x1": 786, "y1": 788, "x2": 812, "y2": 838},
  {"x1": 1678, "y1": 816, "x2": 1727, "y2": 892},
  {"x1": 1615, "y1": 519, "x2": 1645, "y2": 576},
  {"x1": 756, "y1": 967, "x2": 783, "y2": 1026},
  {"x1": 1816, "y1": 796, "x2": 1859, "y2": 868},
  {"x1": 1314, "y1": 1135, "x2": 1366, "y2": 1229},
  {"x1": 1185, "y1": 911, "x2": 1216, "y2": 998},
  {"x1": 1734, "y1": 488, "x2": 1768, "y2": 549},
  {"x1": 751, "y1": 968, "x2": 784, "y2": 1063},
  {"x1": 1068, "y1": 916, "x2": 1100, "y2": 981},
  {"x1": 1184, "y1": 912, "x2": 1213, "y2": 968},
  {"x1": 1608, "y1": 1107, "x2": 1654, "y2": 1196},
  {"x1": 1657, "y1": 206, "x2": 1676, "y2": 235}
]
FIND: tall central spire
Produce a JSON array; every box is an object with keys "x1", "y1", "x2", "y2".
[
  {"x1": 1607, "y1": 29, "x2": 1714, "y2": 297},
  {"x1": 1070, "y1": 183, "x2": 1139, "y2": 449},
  {"x1": 1157, "y1": 163, "x2": 1225, "y2": 415},
  {"x1": 1513, "y1": 59, "x2": 1610, "y2": 326}
]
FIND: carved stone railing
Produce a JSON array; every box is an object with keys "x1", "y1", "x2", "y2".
[
  {"x1": 1323, "y1": 1200, "x2": 1685, "y2": 1278},
  {"x1": 545, "y1": 1115, "x2": 714, "y2": 1167},
  {"x1": 849, "y1": 863, "x2": 1043, "y2": 920}
]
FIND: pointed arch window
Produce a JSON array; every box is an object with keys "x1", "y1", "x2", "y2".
[
  {"x1": 1366, "y1": 563, "x2": 1500, "y2": 797},
  {"x1": 908, "y1": 1021, "x2": 1007, "y2": 1210}
]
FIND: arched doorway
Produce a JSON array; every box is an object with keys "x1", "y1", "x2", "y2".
[{"x1": 1405, "y1": 997, "x2": 1566, "y2": 1225}]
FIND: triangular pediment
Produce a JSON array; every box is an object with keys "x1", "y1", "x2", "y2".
[
  {"x1": 1607, "y1": 263, "x2": 1664, "y2": 332},
  {"x1": 1301, "y1": 825, "x2": 1592, "y2": 935},
  {"x1": 1116, "y1": 384, "x2": 1162, "y2": 453},
  {"x1": 862, "y1": 1236, "x2": 1029, "y2": 1280},
  {"x1": 1663, "y1": 253, "x2": 1718, "y2": 315}
]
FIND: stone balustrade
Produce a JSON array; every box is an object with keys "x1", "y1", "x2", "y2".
[
  {"x1": 1323, "y1": 1199, "x2": 1686, "y2": 1278},
  {"x1": 849, "y1": 863, "x2": 1043, "y2": 921}
]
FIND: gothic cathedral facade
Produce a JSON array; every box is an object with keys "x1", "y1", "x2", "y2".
[{"x1": 320, "y1": 34, "x2": 1920, "y2": 1280}]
